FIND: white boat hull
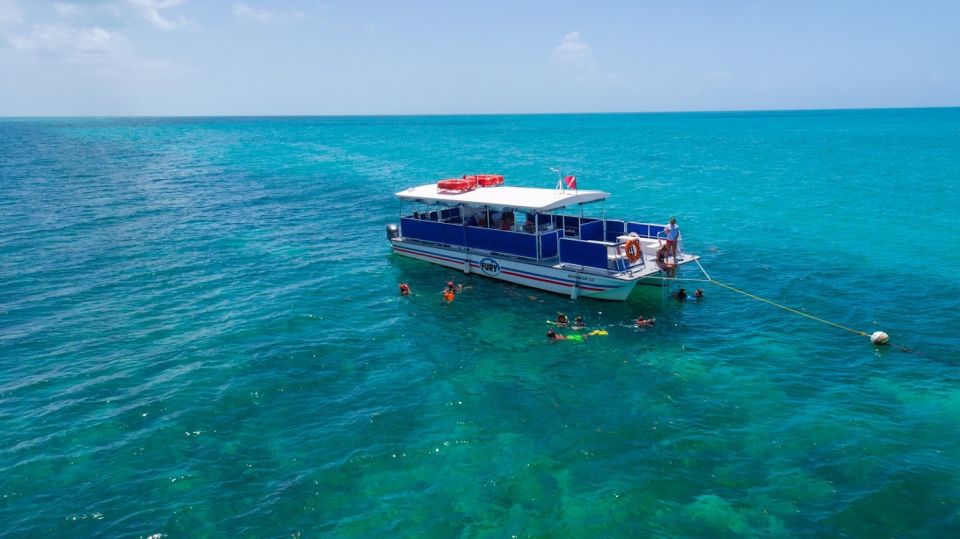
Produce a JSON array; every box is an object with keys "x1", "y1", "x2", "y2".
[{"x1": 391, "y1": 239, "x2": 663, "y2": 300}]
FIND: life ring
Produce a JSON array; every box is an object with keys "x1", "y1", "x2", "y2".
[
  {"x1": 463, "y1": 174, "x2": 504, "y2": 187},
  {"x1": 476, "y1": 174, "x2": 504, "y2": 187},
  {"x1": 437, "y1": 178, "x2": 476, "y2": 192},
  {"x1": 624, "y1": 239, "x2": 642, "y2": 263}
]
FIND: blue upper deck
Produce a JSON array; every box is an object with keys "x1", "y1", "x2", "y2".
[{"x1": 398, "y1": 205, "x2": 666, "y2": 271}]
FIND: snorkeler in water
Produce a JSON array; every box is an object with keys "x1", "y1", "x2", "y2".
[
  {"x1": 547, "y1": 328, "x2": 587, "y2": 342},
  {"x1": 399, "y1": 283, "x2": 410, "y2": 296},
  {"x1": 443, "y1": 280, "x2": 469, "y2": 294},
  {"x1": 546, "y1": 328, "x2": 566, "y2": 341},
  {"x1": 572, "y1": 316, "x2": 586, "y2": 329},
  {"x1": 440, "y1": 281, "x2": 456, "y2": 303},
  {"x1": 635, "y1": 316, "x2": 655, "y2": 327}
]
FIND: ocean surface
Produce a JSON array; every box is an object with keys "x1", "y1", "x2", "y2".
[{"x1": 1, "y1": 109, "x2": 959, "y2": 537}]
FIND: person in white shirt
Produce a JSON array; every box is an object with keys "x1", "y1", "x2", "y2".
[{"x1": 660, "y1": 217, "x2": 680, "y2": 261}]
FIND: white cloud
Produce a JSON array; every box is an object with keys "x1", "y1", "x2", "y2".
[
  {"x1": 233, "y1": 3, "x2": 268, "y2": 22},
  {"x1": 552, "y1": 31, "x2": 593, "y2": 64},
  {"x1": 53, "y1": 2, "x2": 79, "y2": 16},
  {"x1": 126, "y1": 0, "x2": 185, "y2": 31},
  {"x1": 233, "y1": 3, "x2": 306, "y2": 24},
  {"x1": 7, "y1": 22, "x2": 126, "y2": 63},
  {"x1": 0, "y1": 0, "x2": 22, "y2": 26},
  {"x1": 548, "y1": 30, "x2": 623, "y2": 88},
  {"x1": 2, "y1": 1, "x2": 184, "y2": 76}
]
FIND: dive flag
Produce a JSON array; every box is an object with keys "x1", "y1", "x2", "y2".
[{"x1": 564, "y1": 175, "x2": 577, "y2": 189}]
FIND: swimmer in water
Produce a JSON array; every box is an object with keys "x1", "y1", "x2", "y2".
[
  {"x1": 572, "y1": 316, "x2": 586, "y2": 328},
  {"x1": 694, "y1": 288, "x2": 704, "y2": 299},
  {"x1": 556, "y1": 313, "x2": 569, "y2": 327},
  {"x1": 546, "y1": 328, "x2": 566, "y2": 341},
  {"x1": 635, "y1": 316, "x2": 655, "y2": 327},
  {"x1": 675, "y1": 288, "x2": 687, "y2": 301},
  {"x1": 441, "y1": 281, "x2": 456, "y2": 303},
  {"x1": 399, "y1": 283, "x2": 410, "y2": 296}
]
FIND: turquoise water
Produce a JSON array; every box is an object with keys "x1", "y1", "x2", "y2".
[{"x1": 1, "y1": 109, "x2": 959, "y2": 537}]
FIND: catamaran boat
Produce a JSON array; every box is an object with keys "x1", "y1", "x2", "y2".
[{"x1": 386, "y1": 174, "x2": 698, "y2": 300}]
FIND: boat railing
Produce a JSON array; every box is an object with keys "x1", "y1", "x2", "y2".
[
  {"x1": 400, "y1": 214, "x2": 658, "y2": 269},
  {"x1": 604, "y1": 220, "x2": 627, "y2": 242},
  {"x1": 401, "y1": 217, "x2": 546, "y2": 260},
  {"x1": 627, "y1": 221, "x2": 666, "y2": 239},
  {"x1": 401, "y1": 217, "x2": 467, "y2": 246},
  {"x1": 539, "y1": 230, "x2": 560, "y2": 259},
  {"x1": 579, "y1": 220, "x2": 604, "y2": 241},
  {"x1": 600, "y1": 219, "x2": 666, "y2": 242},
  {"x1": 464, "y1": 227, "x2": 537, "y2": 258},
  {"x1": 558, "y1": 238, "x2": 609, "y2": 270},
  {"x1": 558, "y1": 235, "x2": 643, "y2": 273}
]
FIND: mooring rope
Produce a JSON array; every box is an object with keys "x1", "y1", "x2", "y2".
[
  {"x1": 694, "y1": 257, "x2": 712, "y2": 281},
  {"x1": 678, "y1": 262, "x2": 926, "y2": 356},
  {"x1": 662, "y1": 257, "x2": 869, "y2": 338},
  {"x1": 706, "y1": 279, "x2": 869, "y2": 338}
]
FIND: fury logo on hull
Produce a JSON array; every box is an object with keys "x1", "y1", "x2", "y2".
[{"x1": 479, "y1": 257, "x2": 501, "y2": 276}]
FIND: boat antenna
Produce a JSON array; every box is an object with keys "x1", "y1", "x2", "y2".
[{"x1": 550, "y1": 167, "x2": 564, "y2": 192}]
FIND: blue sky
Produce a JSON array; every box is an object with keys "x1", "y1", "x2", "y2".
[{"x1": 0, "y1": 0, "x2": 957, "y2": 115}]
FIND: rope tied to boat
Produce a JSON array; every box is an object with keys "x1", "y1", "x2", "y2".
[
  {"x1": 706, "y1": 279, "x2": 869, "y2": 338},
  {"x1": 679, "y1": 259, "x2": 920, "y2": 351},
  {"x1": 706, "y1": 277, "x2": 931, "y2": 356}
]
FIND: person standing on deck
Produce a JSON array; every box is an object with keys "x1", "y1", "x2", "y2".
[{"x1": 660, "y1": 217, "x2": 681, "y2": 261}]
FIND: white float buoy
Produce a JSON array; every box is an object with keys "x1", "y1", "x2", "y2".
[{"x1": 870, "y1": 331, "x2": 889, "y2": 345}]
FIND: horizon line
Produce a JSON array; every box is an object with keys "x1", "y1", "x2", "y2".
[{"x1": 1, "y1": 104, "x2": 958, "y2": 120}]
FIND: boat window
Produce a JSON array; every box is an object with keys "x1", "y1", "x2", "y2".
[
  {"x1": 462, "y1": 206, "x2": 483, "y2": 227},
  {"x1": 522, "y1": 212, "x2": 536, "y2": 233},
  {"x1": 440, "y1": 206, "x2": 462, "y2": 224},
  {"x1": 536, "y1": 213, "x2": 555, "y2": 231}
]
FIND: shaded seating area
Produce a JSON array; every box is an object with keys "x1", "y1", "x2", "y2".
[{"x1": 401, "y1": 207, "x2": 668, "y2": 268}]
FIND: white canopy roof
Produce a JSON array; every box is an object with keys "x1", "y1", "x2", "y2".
[{"x1": 395, "y1": 184, "x2": 609, "y2": 212}]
